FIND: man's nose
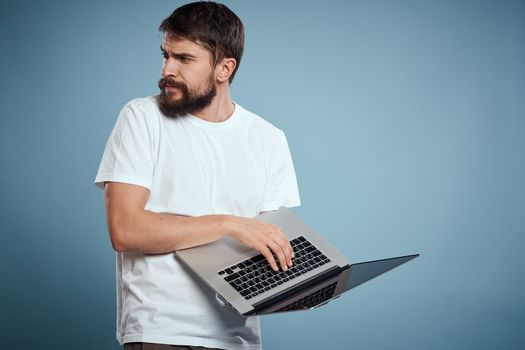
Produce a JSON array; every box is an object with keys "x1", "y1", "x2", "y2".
[{"x1": 161, "y1": 58, "x2": 179, "y2": 78}]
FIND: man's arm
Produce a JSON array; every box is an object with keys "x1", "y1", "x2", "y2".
[{"x1": 104, "y1": 182, "x2": 293, "y2": 271}]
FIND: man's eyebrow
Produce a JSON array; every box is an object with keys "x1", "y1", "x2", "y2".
[{"x1": 160, "y1": 45, "x2": 197, "y2": 59}]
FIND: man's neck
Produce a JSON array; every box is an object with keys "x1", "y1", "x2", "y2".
[{"x1": 192, "y1": 87, "x2": 235, "y2": 123}]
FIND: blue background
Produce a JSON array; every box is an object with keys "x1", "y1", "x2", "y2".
[{"x1": 1, "y1": 0, "x2": 524, "y2": 349}]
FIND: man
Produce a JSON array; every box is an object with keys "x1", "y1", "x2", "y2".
[{"x1": 95, "y1": 2, "x2": 300, "y2": 349}]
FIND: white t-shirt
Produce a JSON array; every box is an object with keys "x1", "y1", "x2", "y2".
[{"x1": 94, "y1": 96, "x2": 301, "y2": 349}]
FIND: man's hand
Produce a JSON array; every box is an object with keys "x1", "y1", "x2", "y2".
[{"x1": 226, "y1": 216, "x2": 294, "y2": 272}]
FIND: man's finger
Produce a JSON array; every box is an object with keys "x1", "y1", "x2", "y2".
[
  {"x1": 277, "y1": 228, "x2": 294, "y2": 261},
  {"x1": 259, "y1": 246, "x2": 278, "y2": 272},
  {"x1": 273, "y1": 232, "x2": 293, "y2": 267},
  {"x1": 267, "y1": 240, "x2": 288, "y2": 272}
]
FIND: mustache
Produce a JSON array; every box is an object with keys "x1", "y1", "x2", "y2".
[{"x1": 158, "y1": 77, "x2": 187, "y2": 91}]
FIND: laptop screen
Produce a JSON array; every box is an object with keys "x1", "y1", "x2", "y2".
[{"x1": 256, "y1": 254, "x2": 419, "y2": 315}]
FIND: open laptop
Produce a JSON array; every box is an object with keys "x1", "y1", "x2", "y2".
[{"x1": 176, "y1": 207, "x2": 419, "y2": 316}]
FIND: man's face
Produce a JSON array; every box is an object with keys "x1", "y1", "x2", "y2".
[{"x1": 157, "y1": 36, "x2": 217, "y2": 117}]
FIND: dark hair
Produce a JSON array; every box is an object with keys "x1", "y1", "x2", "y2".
[{"x1": 159, "y1": 1, "x2": 244, "y2": 83}]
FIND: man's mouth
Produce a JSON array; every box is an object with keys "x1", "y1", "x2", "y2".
[{"x1": 165, "y1": 85, "x2": 179, "y2": 92}]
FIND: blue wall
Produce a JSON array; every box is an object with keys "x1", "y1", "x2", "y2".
[{"x1": 1, "y1": 0, "x2": 523, "y2": 349}]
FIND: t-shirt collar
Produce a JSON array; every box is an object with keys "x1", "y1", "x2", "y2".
[{"x1": 186, "y1": 102, "x2": 240, "y2": 130}]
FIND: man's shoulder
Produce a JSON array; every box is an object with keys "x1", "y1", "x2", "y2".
[
  {"x1": 116, "y1": 96, "x2": 163, "y2": 127},
  {"x1": 122, "y1": 96, "x2": 159, "y2": 113},
  {"x1": 237, "y1": 104, "x2": 283, "y2": 137}
]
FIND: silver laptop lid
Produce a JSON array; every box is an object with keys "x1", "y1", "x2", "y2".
[{"x1": 176, "y1": 207, "x2": 350, "y2": 315}]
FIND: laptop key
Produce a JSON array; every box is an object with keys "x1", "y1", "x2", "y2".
[
  {"x1": 225, "y1": 273, "x2": 239, "y2": 282},
  {"x1": 252, "y1": 254, "x2": 265, "y2": 263},
  {"x1": 229, "y1": 280, "x2": 238, "y2": 287}
]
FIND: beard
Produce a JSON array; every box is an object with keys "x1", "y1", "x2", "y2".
[{"x1": 156, "y1": 75, "x2": 217, "y2": 118}]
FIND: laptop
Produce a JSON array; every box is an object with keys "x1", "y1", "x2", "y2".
[{"x1": 176, "y1": 207, "x2": 419, "y2": 316}]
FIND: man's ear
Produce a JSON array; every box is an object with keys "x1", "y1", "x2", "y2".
[{"x1": 216, "y1": 58, "x2": 237, "y2": 83}]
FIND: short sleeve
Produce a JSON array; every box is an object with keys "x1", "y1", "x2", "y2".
[
  {"x1": 259, "y1": 131, "x2": 301, "y2": 212},
  {"x1": 94, "y1": 103, "x2": 157, "y2": 190}
]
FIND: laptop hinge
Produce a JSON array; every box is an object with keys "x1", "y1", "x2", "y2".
[{"x1": 247, "y1": 265, "x2": 344, "y2": 315}]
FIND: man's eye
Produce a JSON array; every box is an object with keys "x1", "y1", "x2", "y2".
[{"x1": 161, "y1": 52, "x2": 168, "y2": 59}]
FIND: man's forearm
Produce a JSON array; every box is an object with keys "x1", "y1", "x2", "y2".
[
  {"x1": 109, "y1": 210, "x2": 234, "y2": 254},
  {"x1": 104, "y1": 182, "x2": 292, "y2": 270}
]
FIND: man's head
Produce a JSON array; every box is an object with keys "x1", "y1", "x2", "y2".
[{"x1": 157, "y1": 1, "x2": 245, "y2": 118}]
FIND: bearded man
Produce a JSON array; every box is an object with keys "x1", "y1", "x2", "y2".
[{"x1": 95, "y1": 2, "x2": 300, "y2": 349}]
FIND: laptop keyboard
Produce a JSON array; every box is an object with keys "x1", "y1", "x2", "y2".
[
  {"x1": 218, "y1": 236, "x2": 331, "y2": 300},
  {"x1": 277, "y1": 281, "x2": 337, "y2": 312}
]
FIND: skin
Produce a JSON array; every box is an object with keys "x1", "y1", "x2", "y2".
[{"x1": 104, "y1": 36, "x2": 294, "y2": 272}]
